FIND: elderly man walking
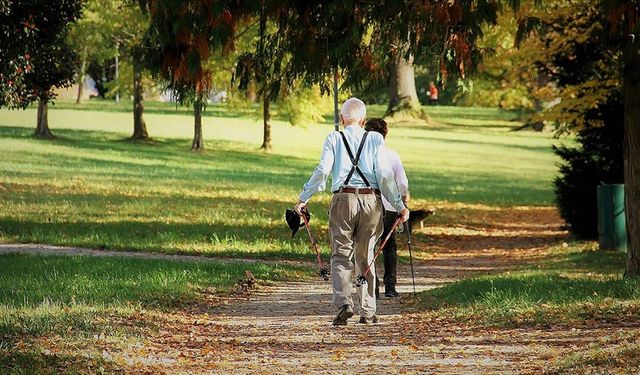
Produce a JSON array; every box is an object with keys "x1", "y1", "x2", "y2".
[
  {"x1": 295, "y1": 97, "x2": 409, "y2": 325},
  {"x1": 365, "y1": 118, "x2": 409, "y2": 298}
]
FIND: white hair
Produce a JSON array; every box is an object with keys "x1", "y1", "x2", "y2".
[{"x1": 340, "y1": 97, "x2": 367, "y2": 123}]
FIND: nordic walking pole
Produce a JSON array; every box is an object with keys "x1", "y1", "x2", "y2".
[
  {"x1": 356, "y1": 215, "x2": 403, "y2": 287},
  {"x1": 300, "y1": 210, "x2": 330, "y2": 281},
  {"x1": 404, "y1": 221, "x2": 417, "y2": 296}
]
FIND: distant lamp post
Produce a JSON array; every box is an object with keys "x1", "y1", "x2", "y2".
[{"x1": 115, "y1": 42, "x2": 120, "y2": 103}]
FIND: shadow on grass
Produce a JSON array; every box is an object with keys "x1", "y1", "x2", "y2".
[
  {"x1": 50, "y1": 100, "x2": 307, "y2": 125},
  {"x1": 0, "y1": 216, "x2": 323, "y2": 260},
  {"x1": 406, "y1": 131, "x2": 554, "y2": 152},
  {"x1": 1, "y1": 125, "x2": 555, "y2": 205},
  {"x1": 0, "y1": 126, "x2": 316, "y2": 190}
]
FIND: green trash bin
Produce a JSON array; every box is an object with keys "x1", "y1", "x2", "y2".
[{"x1": 597, "y1": 184, "x2": 627, "y2": 251}]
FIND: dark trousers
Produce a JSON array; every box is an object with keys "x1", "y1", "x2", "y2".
[{"x1": 379, "y1": 211, "x2": 398, "y2": 288}]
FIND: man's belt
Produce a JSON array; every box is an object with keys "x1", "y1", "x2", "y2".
[{"x1": 334, "y1": 187, "x2": 381, "y2": 195}]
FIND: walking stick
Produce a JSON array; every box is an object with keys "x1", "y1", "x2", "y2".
[
  {"x1": 300, "y1": 210, "x2": 331, "y2": 281},
  {"x1": 404, "y1": 221, "x2": 417, "y2": 296},
  {"x1": 355, "y1": 215, "x2": 403, "y2": 287}
]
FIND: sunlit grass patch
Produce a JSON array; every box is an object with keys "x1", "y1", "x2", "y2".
[
  {"x1": 418, "y1": 245, "x2": 639, "y2": 327},
  {"x1": 0, "y1": 254, "x2": 307, "y2": 309},
  {"x1": 0, "y1": 254, "x2": 309, "y2": 339},
  {"x1": 0, "y1": 104, "x2": 561, "y2": 257}
]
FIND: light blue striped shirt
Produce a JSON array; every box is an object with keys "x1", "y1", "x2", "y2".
[{"x1": 299, "y1": 125, "x2": 405, "y2": 212}]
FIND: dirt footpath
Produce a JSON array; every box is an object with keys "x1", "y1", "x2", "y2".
[{"x1": 4, "y1": 206, "x2": 638, "y2": 374}]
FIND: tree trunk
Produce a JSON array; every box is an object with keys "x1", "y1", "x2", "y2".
[
  {"x1": 246, "y1": 82, "x2": 257, "y2": 102},
  {"x1": 76, "y1": 46, "x2": 88, "y2": 105},
  {"x1": 624, "y1": 40, "x2": 640, "y2": 277},
  {"x1": 386, "y1": 45, "x2": 423, "y2": 118},
  {"x1": 191, "y1": 96, "x2": 204, "y2": 151},
  {"x1": 131, "y1": 63, "x2": 149, "y2": 140},
  {"x1": 34, "y1": 97, "x2": 54, "y2": 139},
  {"x1": 261, "y1": 93, "x2": 272, "y2": 150}
]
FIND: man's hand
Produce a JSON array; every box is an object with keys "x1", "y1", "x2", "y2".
[
  {"x1": 294, "y1": 201, "x2": 307, "y2": 215},
  {"x1": 399, "y1": 207, "x2": 410, "y2": 222}
]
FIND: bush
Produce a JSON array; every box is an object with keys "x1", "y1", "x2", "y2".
[{"x1": 553, "y1": 93, "x2": 624, "y2": 239}]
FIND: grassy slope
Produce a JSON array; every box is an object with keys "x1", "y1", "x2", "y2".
[{"x1": 0, "y1": 102, "x2": 561, "y2": 257}]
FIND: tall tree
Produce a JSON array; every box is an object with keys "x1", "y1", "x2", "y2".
[
  {"x1": 140, "y1": 0, "x2": 246, "y2": 151},
  {"x1": 387, "y1": 43, "x2": 422, "y2": 117},
  {"x1": 516, "y1": 0, "x2": 640, "y2": 276},
  {"x1": 71, "y1": 0, "x2": 151, "y2": 140},
  {"x1": 606, "y1": 1, "x2": 640, "y2": 277},
  {"x1": 259, "y1": 1, "x2": 503, "y2": 119},
  {"x1": 0, "y1": 0, "x2": 82, "y2": 138},
  {"x1": 365, "y1": 1, "x2": 502, "y2": 119},
  {"x1": 68, "y1": 0, "x2": 113, "y2": 105},
  {"x1": 235, "y1": 4, "x2": 287, "y2": 151},
  {"x1": 115, "y1": 2, "x2": 151, "y2": 140}
]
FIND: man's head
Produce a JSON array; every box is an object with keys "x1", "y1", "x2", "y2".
[
  {"x1": 340, "y1": 97, "x2": 367, "y2": 126},
  {"x1": 365, "y1": 118, "x2": 388, "y2": 139}
]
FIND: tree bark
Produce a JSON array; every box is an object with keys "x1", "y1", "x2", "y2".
[
  {"x1": 131, "y1": 62, "x2": 149, "y2": 140},
  {"x1": 624, "y1": 40, "x2": 640, "y2": 277},
  {"x1": 246, "y1": 82, "x2": 257, "y2": 102},
  {"x1": 261, "y1": 93, "x2": 272, "y2": 151},
  {"x1": 191, "y1": 96, "x2": 204, "y2": 151},
  {"x1": 519, "y1": 71, "x2": 549, "y2": 132},
  {"x1": 34, "y1": 97, "x2": 54, "y2": 139},
  {"x1": 386, "y1": 45, "x2": 423, "y2": 117},
  {"x1": 76, "y1": 45, "x2": 88, "y2": 105}
]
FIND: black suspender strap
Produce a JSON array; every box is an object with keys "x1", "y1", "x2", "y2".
[{"x1": 339, "y1": 131, "x2": 371, "y2": 187}]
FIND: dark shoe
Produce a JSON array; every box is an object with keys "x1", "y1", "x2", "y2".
[
  {"x1": 384, "y1": 286, "x2": 399, "y2": 298},
  {"x1": 332, "y1": 304, "x2": 354, "y2": 326},
  {"x1": 358, "y1": 315, "x2": 380, "y2": 324}
]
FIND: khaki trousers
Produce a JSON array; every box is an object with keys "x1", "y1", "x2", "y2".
[{"x1": 329, "y1": 192, "x2": 383, "y2": 318}]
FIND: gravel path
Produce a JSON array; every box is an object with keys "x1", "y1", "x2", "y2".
[{"x1": 5, "y1": 207, "x2": 636, "y2": 374}]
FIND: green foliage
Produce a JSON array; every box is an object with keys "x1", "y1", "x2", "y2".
[
  {"x1": 0, "y1": 0, "x2": 82, "y2": 107},
  {"x1": 67, "y1": 0, "x2": 118, "y2": 65},
  {"x1": 101, "y1": 60, "x2": 160, "y2": 100},
  {"x1": 508, "y1": 1, "x2": 625, "y2": 238},
  {"x1": 68, "y1": 0, "x2": 153, "y2": 99},
  {"x1": 280, "y1": 87, "x2": 333, "y2": 127},
  {"x1": 553, "y1": 100, "x2": 624, "y2": 239},
  {"x1": 453, "y1": 6, "x2": 539, "y2": 110},
  {"x1": 139, "y1": 0, "x2": 246, "y2": 104},
  {"x1": 517, "y1": 1, "x2": 622, "y2": 131}
]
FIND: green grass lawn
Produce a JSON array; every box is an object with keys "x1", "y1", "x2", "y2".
[
  {"x1": 0, "y1": 101, "x2": 563, "y2": 258},
  {"x1": 0, "y1": 253, "x2": 307, "y2": 373},
  {"x1": 1, "y1": 100, "x2": 633, "y2": 373},
  {"x1": 418, "y1": 244, "x2": 640, "y2": 328},
  {"x1": 0, "y1": 253, "x2": 305, "y2": 336}
]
